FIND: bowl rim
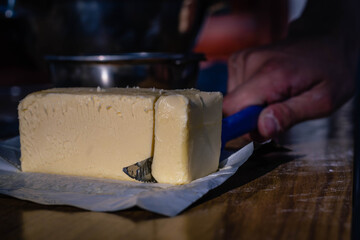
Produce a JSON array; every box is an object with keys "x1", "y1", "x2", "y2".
[{"x1": 45, "y1": 52, "x2": 205, "y2": 64}]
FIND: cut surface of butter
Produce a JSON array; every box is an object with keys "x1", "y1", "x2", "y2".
[
  {"x1": 19, "y1": 88, "x2": 160, "y2": 181},
  {"x1": 18, "y1": 87, "x2": 223, "y2": 184},
  {"x1": 152, "y1": 90, "x2": 223, "y2": 184}
]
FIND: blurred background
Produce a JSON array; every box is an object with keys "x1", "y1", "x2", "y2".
[{"x1": 0, "y1": 0, "x2": 298, "y2": 138}]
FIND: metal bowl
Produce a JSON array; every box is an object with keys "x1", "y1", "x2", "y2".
[{"x1": 46, "y1": 52, "x2": 205, "y2": 89}]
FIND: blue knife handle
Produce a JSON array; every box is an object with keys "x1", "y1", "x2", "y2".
[{"x1": 221, "y1": 105, "x2": 264, "y2": 146}]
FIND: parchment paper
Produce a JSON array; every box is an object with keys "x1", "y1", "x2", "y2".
[{"x1": 0, "y1": 137, "x2": 253, "y2": 216}]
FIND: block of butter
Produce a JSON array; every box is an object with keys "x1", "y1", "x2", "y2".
[
  {"x1": 152, "y1": 90, "x2": 222, "y2": 184},
  {"x1": 18, "y1": 88, "x2": 222, "y2": 184}
]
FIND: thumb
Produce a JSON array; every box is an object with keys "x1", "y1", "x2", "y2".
[
  {"x1": 256, "y1": 84, "x2": 335, "y2": 138},
  {"x1": 256, "y1": 105, "x2": 285, "y2": 139}
]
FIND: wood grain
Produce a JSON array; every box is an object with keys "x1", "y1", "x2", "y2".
[{"x1": 0, "y1": 101, "x2": 354, "y2": 240}]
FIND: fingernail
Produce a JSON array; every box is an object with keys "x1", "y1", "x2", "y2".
[{"x1": 262, "y1": 113, "x2": 280, "y2": 137}]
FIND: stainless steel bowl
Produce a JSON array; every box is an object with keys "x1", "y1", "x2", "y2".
[{"x1": 46, "y1": 52, "x2": 205, "y2": 89}]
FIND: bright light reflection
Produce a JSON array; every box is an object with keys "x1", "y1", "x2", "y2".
[{"x1": 101, "y1": 67, "x2": 109, "y2": 86}]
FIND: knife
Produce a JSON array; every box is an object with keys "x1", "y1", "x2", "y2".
[{"x1": 123, "y1": 105, "x2": 264, "y2": 183}]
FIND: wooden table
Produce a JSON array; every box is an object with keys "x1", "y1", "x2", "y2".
[{"x1": 0, "y1": 100, "x2": 354, "y2": 240}]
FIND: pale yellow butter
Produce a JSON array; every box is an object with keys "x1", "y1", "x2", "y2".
[
  {"x1": 19, "y1": 88, "x2": 160, "y2": 181},
  {"x1": 152, "y1": 90, "x2": 223, "y2": 184},
  {"x1": 18, "y1": 88, "x2": 222, "y2": 184}
]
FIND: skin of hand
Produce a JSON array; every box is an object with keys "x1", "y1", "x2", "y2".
[{"x1": 223, "y1": 36, "x2": 356, "y2": 141}]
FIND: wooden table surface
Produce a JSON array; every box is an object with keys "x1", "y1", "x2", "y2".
[{"x1": 0, "y1": 100, "x2": 354, "y2": 240}]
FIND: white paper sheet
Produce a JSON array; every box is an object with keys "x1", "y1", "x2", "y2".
[{"x1": 0, "y1": 137, "x2": 253, "y2": 216}]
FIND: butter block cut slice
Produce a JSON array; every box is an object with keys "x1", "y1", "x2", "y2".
[
  {"x1": 152, "y1": 90, "x2": 223, "y2": 184},
  {"x1": 19, "y1": 88, "x2": 160, "y2": 181}
]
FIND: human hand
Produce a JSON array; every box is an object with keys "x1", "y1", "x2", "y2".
[{"x1": 223, "y1": 37, "x2": 356, "y2": 141}]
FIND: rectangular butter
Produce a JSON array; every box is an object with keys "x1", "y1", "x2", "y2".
[
  {"x1": 151, "y1": 90, "x2": 223, "y2": 184},
  {"x1": 18, "y1": 87, "x2": 223, "y2": 184},
  {"x1": 19, "y1": 88, "x2": 160, "y2": 181}
]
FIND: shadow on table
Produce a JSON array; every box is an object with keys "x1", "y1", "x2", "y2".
[{"x1": 190, "y1": 142, "x2": 302, "y2": 208}]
